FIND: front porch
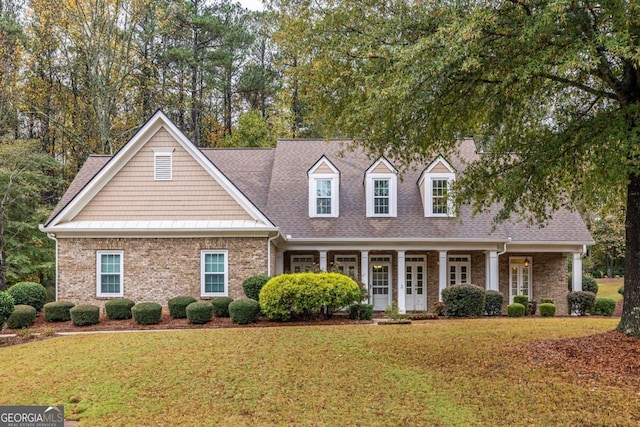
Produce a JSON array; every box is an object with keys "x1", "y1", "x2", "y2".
[{"x1": 275, "y1": 246, "x2": 581, "y2": 314}]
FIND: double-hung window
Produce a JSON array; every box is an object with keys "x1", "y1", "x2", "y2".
[
  {"x1": 316, "y1": 179, "x2": 333, "y2": 215},
  {"x1": 373, "y1": 179, "x2": 390, "y2": 215},
  {"x1": 201, "y1": 250, "x2": 228, "y2": 297},
  {"x1": 420, "y1": 157, "x2": 456, "y2": 217},
  {"x1": 97, "y1": 251, "x2": 123, "y2": 297},
  {"x1": 431, "y1": 178, "x2": 449, "y2": 215}
]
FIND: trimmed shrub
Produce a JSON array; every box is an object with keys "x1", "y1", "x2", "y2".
[
  {"x1": 131, "y1": 302, "x2": 163, "y2": 325},
  {"x1": 441, "y1": 284, "x2": 485, "y2": 317},
  {"x1": 229, "y1": 298, "x2": 260, "y2": 324},
  {"x1": 348, "y1": 303, "x2": 373, "y2": 320},
  {"x1": 513, "y1": 295, "x2": 529, "y2": 307},
  {"x1": 105, "y1": 298, "x2": 135, "y2": 320},
  {"x1": 44, "y1": 301, "x2": 75, "y2": 322},
  {"x1": 593, "y1": 298, "x2": 616, "y2": 316},
  {"x1": 484, "y1": 290, "x2": 504, "y2": 316},
  {"x1": 260, "y1": 272, "x2": 361, "y2": 321},
  {"x1": 0, "y1": 291, "x2": 14, "y2": 330},
  {"x1": 242, "y1": 275, "x2": 271, "y2": 302},
  {"x1": 619, "y1": 286, "x2": 625, "y2": 296},
  {"x1": 212, "y1": 297, "x2": 234, "y2": 317},
  {"x1": 507, "y1": 303, "x2": 526, "y2": 317},
  {"x1": 539, "y1": 303, "x2": 556, "y2": 317},
  {"x1": 433, "y1": 301, "x2": 446, "y2": 317},
  {"x1": 540, "y1": 298, "x2": 554, "y2": 305},
  {"x1": 186, "y1": 301, "x2": 213, "y2": 324},
  {"x1": 567, "y1": 291, "x2": 596, "y2": 315},
  {"x1": 168, "y1": 296, "x2": 197, "y2": 319},
  {"x1": 7, "y1": 305, "x2": 37, "y2": 329},
  {"x1": 70, "y1": 305, "x2": 100, "y2": 326},
  {"x1": 7, "y1": 282, "x2": 47, "y2": 312}
]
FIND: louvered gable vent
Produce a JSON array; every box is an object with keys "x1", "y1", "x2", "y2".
[{"x1": 153, "y1": 148, "x2": 174, "y2": 180}]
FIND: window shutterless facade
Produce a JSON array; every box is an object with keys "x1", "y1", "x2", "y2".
[
  {"x1": 308, "y1": 157, "x2": 340, "y2": 218},
  {"x1": 96, "y1": 250, "x2": 124, "y2": 297},
  {"x1": 201, "y1": 250, "x2": 228, "y2": 297},
  {"x1": 431, "y1": 178, "x2": 449, "y2": 214}
]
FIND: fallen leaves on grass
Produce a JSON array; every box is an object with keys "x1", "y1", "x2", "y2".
[{"x1": 525, "y1": 330, "x2": 640, "y2": 389}]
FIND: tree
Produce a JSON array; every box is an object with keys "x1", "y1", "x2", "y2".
[
  {"x1": 274, "y1": 1, "x2": 640, "y2": 336},
  {"x1": 225, "y1": 109, "x2": 275, "y2": 147},
  {"x1": 0, "y1": 140, "x2": 60, "y2": 289}
]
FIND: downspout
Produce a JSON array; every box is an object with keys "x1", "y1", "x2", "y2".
[
  {"x1": 498, "y1": 237, "x2": 512, "y2": 257},
  {"x1": 267, "y1": 231, "x2": 281, "y2": 276},
  {"x1": 46, "y1": 233, "x2": 58, "y2": 301}
]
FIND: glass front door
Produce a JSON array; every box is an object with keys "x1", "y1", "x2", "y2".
[
  {"x1": 371, "y1": 257, "x2": 391, "y2": 310},
  {"x1": 405, "y1": 257, "x2": 426, "y2": 311}
]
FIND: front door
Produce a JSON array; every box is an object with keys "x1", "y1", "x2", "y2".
[
  {"x1": 371, "y1": 257, "x2": 391, "y2": 310},
  {"x1": 510, "y1": 258, "x2": 531, "y2": 303},
  {"x1": 405, "y1": 257, "x2": 426, "y2": 311}
]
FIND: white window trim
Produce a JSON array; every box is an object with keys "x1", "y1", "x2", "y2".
[
  {"x1": 425, "y1": 172, "x2": 455, "y2": 217},
  {"x1": 201, "y1": 250, "x2": 229, "y2": 297},
  {"x1": 96, "y1": 250, "x2": 124, "y2": 297},
  {"x1": 447, "y1": 254, "x2": 470, "y2": 286},
  {"x1": 308, "y1": 174, "x2": 339, "y2": 218},
  {"x1": 153, "y1": 147, "x2": 174, "y2": 181},
  {"x1": 365, "y1": 173, "x2": 397, "y2": 217}
]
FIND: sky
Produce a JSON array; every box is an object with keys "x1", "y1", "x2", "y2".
[{"x1": 238, "y1": 0, "x2": 265, "y2": 11}]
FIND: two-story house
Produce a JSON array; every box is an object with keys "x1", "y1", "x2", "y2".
[{"x1": 41, "y1": 111, "x2": 593, "y2": 314}]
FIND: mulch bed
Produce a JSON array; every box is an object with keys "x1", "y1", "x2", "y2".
[{"x1": 0, "y1": 311, "x2": 372, "y2": 347}]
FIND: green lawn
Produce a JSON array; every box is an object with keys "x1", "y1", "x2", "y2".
[
  {"x1": 0, "y1": 318, "x2": 634, "y2": 426},
  {"x1": 597, "y1": 279, "x2": 624, "y2": 301}
]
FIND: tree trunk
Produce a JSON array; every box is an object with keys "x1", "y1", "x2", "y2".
[{"x1": 617, "y1": 173, "x2": 640, "y2": 336}]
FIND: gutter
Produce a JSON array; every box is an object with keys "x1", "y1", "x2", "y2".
[
  {"x1": 498, "y1": 237, "x2": 511, "y2": 256},
  {"x1": 46, "y1": 232, "x2": 58, "y2": 301}
]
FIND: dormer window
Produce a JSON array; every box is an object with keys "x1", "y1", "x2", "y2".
[
  {"x1": 153, "y1": 148, "x2": 174, "y2": 181},
  {"x1": 419, "y1": 156, "x2": 456, "y2": 217},
  {"x1": 308, "y1": 156, "x2": 340, "y2": 218},
  {"x1": 365, "y1": 158, "x2": 397, "y2": 217}
]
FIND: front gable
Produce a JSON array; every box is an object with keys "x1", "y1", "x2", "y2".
[{"x1": 44, "y1": 110, "x2": 274, "y2": 233}]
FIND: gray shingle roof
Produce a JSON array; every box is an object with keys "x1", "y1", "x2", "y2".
[{"x1": 47, "y1": 137, "x2": 592, "y2": 244}]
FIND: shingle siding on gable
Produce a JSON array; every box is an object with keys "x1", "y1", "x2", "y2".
[
  {"x1": 74, "y1": 127, "x2": 252, "y2": 221},
  {"x1": 371, "y1": 161, "x2": 393, "y2": 174},
  {"x1": 430, "y1": 161, "x2": 451, "y2": 173},
  {"x1": 313, "y1": 162, "x2": 335, "y2": 174}
]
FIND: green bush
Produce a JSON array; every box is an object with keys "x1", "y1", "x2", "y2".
[
  {"x1": 593, "y1": 298, "x2": 616, "y2": 316},
  {"x1": 441, "y1": 284, "x2": 485, "y2": 317},
  {"x1": 0, "y1": 291, "x2": 14, "y2": 330},
  {"x1": 540, "y1": 298, "x2": 554, "y2": 305},
  {"x1": 539, "y1": 303, "x2": 556, "y2": 317},
  {"x1": 105, "y1": 298, "x2": 135, "y2": 320},
  {"x1": 6, "y1": 305, "x2": 37, "y2": 329},
  {"x1": 259, "y1": 272, "x2": 361, "y2": 321},
  {"x1": 70, "y1": 305, "x2": 100, "y2": 326},
  {"x1": 507, "y1": 303, "x2": 526, "y2": 317},
  {"x1": 44, "y1": 301, "x2": 75, "y2": 322},
  {"x1": 567, "y1": 291, "x2": 596, "y2": 315},
  {"x1": 618, "y1": 286, "x2": 625, "y2": 296},
  {"x1": 582, "y1": 274, "x2": 598, "y2": 294},
  {"x1": 229, "y1": 298, "x2": 261, "y2": 324},
  {"x1": 348, "y1": 303, "x2": 373, "y2": 320},
  {"x1": 242, "y1": 275, "x2": 271, "y2": 302},
  {"x1": 131, "y1": 302, "x2": 163, "y2": 325},
  {"x1": 168, "y1": 296, "x2": 197, "y2": 319},
  {"x1": 7, "y1": 282, "x2": 47, "y2": 312},
  {"x1": 212, "y1": 297, "x2": 234, "y2": 317},
  {"x1": 186, "y1": 301, "x2": 213, "y2": 324},
  {"x1": 484, "y1": 290, "x2": 504, "y2": 316},
  {"x1": 513, "y1": 295, "x2": 529, "y2": 307}
]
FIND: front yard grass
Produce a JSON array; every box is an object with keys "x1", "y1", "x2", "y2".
[
  {"x1": 0, "y1": 318, "x2": 635, "y2": 426},
  {"x1": 597, "y1": 279, "x2": 624, "y2": 301}
]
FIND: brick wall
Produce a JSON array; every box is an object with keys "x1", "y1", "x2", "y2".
[{"x1": 56, "y1": 237, "x2": 269, "y2": 307}]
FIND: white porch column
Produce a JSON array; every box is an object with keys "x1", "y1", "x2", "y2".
[
  {"x1": 438, "y1": 251, "x2": 448, "y2": 301},
  {"x1": 275, "y1": 251, "x2": 284, "y2": 275},
  {"x1": 361, "y1": 251, "x2": 369, "y2": 303},
  {"x1": 397, "y1": 250, "x2": 406, "y2": 314},
  {"x1": 489, "y1": 250, "x2": 499, "y2": 291},
  {"x1": 572, "y1": 253, "x2": 583, "y2": 292},
  {"x1": 319, "y1": 250, "x2": 327, "y2": 271}
]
